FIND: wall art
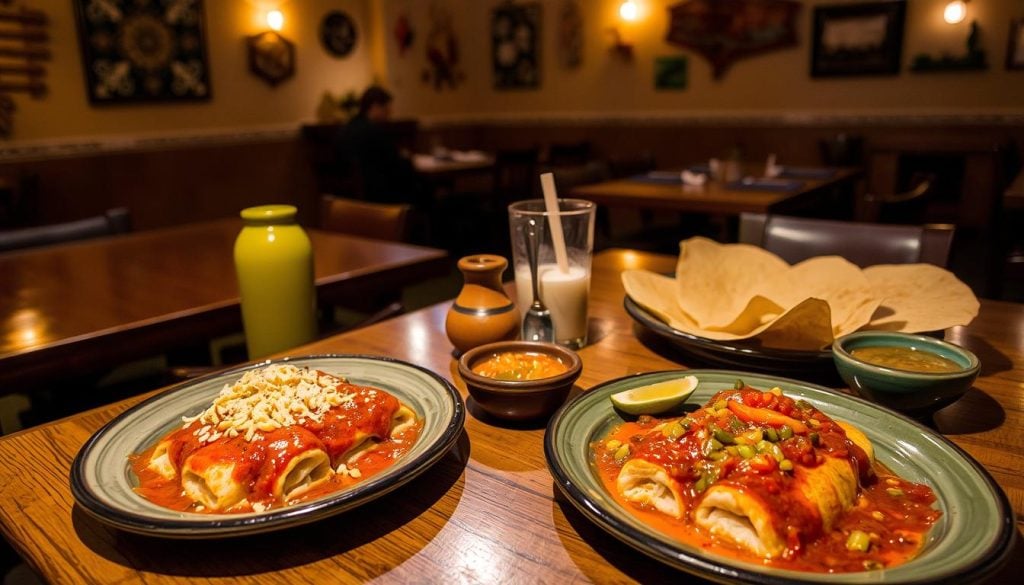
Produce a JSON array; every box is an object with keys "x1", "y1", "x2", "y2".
[
  {"x1": 320, "y1": 10, "x2": 357, "y2": 58},
  {"x1": 655, "y1": 56, "x2": 687, "y2": 90},
  {"x1": 247, "y1": 31, "x2": 294, "y2": 87},
  {"x1": 422, "y1": 3, "x2": 463, "y2": 90},
  {"x1": 811, "y1": 1, "x2": 905, "y2": 78},
  {"x1": 0, "y1": 2, "x2": 50, "y2": 138},
  {"x1": 492, "y1": 2, "x2": 540, "y2": 89},
  {"x1": 666, "y1": 0, "x2": 800, "y2": 80},
  {"x1": 1007, "y1": 18, "x2": 1024, "y2": 71},
  {"x1": 73, "y1": 0, "x2": 211, "y2": 104},
  {"x1": 557, "y1": 0, "x2": 582, "y2": 70}
]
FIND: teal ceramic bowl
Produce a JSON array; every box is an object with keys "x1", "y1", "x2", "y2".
[{"x1": 832, "y1": 332, "x2": 980, "y2": 417}]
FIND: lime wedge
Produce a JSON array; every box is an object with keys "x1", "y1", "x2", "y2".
[{"x1": 610, "y1": 375, "x2": 699, "y2": 415}]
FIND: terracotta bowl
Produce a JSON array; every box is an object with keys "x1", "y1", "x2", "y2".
[{"x1": 457, "y1": 341, "x2": 583, "y2": 421}]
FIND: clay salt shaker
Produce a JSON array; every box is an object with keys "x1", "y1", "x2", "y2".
[{"x1": 445, "y1": 254, "x2": 520, "y2": 355}]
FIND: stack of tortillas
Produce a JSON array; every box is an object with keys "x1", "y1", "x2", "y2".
[{"x1": 622, "y1": 237, "x2": 979, "y2": 351}]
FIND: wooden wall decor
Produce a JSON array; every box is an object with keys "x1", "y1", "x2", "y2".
[
  {"x1": 73, "y1": 0, "x2": 211, "y2": 104},
  {"x1": 247, "y1": 31, "x2": 295, "y2": 87},
  {"x1": 666, "y1": 0, "x2": 800, "y2": 80},
  {"x1": 0, "y1": 1, "x2": 50, "y2": 138}
]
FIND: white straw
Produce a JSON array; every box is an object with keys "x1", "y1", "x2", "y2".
[{"x1": 540, "y1": 172, "x2": 570, "y2": 274}]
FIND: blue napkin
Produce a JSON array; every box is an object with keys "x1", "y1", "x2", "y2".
[
  {"x1": 726, "y1": 178, "x2": 804, "y2": 192},
  {"x1": 776, "y1": 167, "x2": 838, "y2": 180},
  {"x1": 629, "y1": 171, "x2": 682, "y2": 184}
]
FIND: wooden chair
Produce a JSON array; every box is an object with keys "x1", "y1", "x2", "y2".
[
  {"x1": 547, "y1": 141, "x2": 592, "y2": 167},
  {"x1": 0, "y1": 207, "x2": 131, "y2": 253},
  {"x1": 319, "y1": 194, "x2": 412, "y2": 242},
  {"x1": 866, "y1": 172, "x2": 935, "y2": 224},
  {"x1": 493, "y1": 147, "x2": 540, "y2": 204},
  {"x1": 739, "y1": 212, "x2": 955, "y2": 268},
  {"x1": 318, "y1": 195, "x2": 413, "y2": 330}
]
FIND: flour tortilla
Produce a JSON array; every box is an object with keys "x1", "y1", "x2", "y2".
[{"x1": 863, "y1": 264, "x2": 979, "y2": 332}]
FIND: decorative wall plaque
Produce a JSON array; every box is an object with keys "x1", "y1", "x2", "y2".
[
  {"x1": 422, "y1": 3, "x2": 463, "y2": 90},
  {"x1": 247, "y1": 31, "x2": 295, "y2": 87},
  {"x1": 492, "y1": 2, "x2": 541, "y2": 89},
  {"x1": 73, "y1": 0, "x2": 211, "y2": 104},
  {"x1": 666, "y1": 0, "x2": 800, "y2": 80},
  {"x1": 320, "y1": 10, "x2": 357, "y2": 58},
  {"x1": 0, "y1": 2, "x2": 50, "y2": 138},
  {"x1": 811, "y1": 1, "x2": 905, "y2": 77}
]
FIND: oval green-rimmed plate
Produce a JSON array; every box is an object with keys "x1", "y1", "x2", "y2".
[
  {"x1": 544, "y1": 370, "x2": 1015, "y2": 584},
  {"x1": 71, "y1": 355, "x2": 465, "y2": 538}
]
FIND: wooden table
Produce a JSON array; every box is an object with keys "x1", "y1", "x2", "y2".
[
  {"x1": 412, "y1": 152, "x2": 494, "y2": 179},
  {"x1": 569, "y1": 168, "x2": 860, "y2": 216},
  {"x1": 1, "y1": 249, "x2": 1021, "y2": 583},
  {"x1": 0, "y1": 218, "x2": 448, "y2": 392}
]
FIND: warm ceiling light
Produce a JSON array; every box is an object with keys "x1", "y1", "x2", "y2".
[
  {"x1": 619, "y1": 1, "x2": 639, "y2": 22},
  {"x1": 266, "y1": 9, "x2": 284, "y2": 31},
  {"x1": 944, "y1": 1, "x2": 967, "y2": 24}
]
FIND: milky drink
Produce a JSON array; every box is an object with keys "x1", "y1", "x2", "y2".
[{"x1": 515, "y1": 264, "x2": 590, "y2": 346}]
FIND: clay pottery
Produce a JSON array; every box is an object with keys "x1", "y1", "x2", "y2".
[{"x1": 445, "y1": 255, "x2": 520, "y2": 355}]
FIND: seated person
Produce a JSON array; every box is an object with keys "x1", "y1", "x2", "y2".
[{"x1": 337, "y1": 86, "x2": 422, "y2": 205}]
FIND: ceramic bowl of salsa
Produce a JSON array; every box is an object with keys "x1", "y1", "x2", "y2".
[
  {"x1": 832, "y1": 331, "x2": 980, "y2": 417},
  {"x1": 457, "y1": 341, "x2": 582, "y2": 421}
]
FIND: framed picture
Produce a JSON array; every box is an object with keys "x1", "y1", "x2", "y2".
[
  {"x1": 654, "y1": 56, "x2": 687, "y2": 90},
  {"x1": 811, "y1": 1, "x2": 905, "y2": 78},
  {"x1": 492, "y1": 2, "x2": 540, "y2": 90},
  {"x1": 1008, "y1": 19, "x2": 1024, "y2": 71},
  {"x1": 73, "y1": 0, "x2": 211, "y2": 104}
]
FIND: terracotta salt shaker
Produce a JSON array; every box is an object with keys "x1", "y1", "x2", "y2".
[{"x1": 445, "y1": 254, "x2": 520, "y2": 355}]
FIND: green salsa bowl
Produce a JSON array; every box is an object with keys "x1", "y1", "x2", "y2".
[{"x1": 832, "y1": 331, "x2": 980, "y2": 417}]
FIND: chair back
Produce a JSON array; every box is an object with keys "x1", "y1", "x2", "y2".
[
  {"x1": 547, "y1": 141, "x2": 592, "y2": 167},
  {"x1": 739, "y1": 213, "x2": 954, "y2": 268},
  {"x1": 319, "y1": 195, "x2": 411, "y2": 242},
  {"x1": 493, "y1": 147, "x2": 539, "y2": 203},
  {"x1": 0, "y1": 207, "x2": 132, "y2": 253},
  {"x1": 819, "y1": 133, "x2": 864, "y2": 167}
]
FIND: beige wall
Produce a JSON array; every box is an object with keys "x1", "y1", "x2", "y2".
[
  {"x1": 381, "y1": 0, "x2": 1024, "y2": 120},
  {"x1": 10, "y1": 0, "x2": 377, "y2": 142},
  {"x1": 7, "y1": 0, "x2": 1023, "y2": 145}
]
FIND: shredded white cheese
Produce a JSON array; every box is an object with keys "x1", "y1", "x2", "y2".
[{"x1": 182, "y1": 364, "x2": 355, "y2": 443}]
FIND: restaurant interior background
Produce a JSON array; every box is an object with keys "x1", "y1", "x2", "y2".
[{"x1": 0, "y1": 0, "x2": 1022, "y2": 582}]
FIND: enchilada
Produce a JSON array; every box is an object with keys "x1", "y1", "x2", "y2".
[
  {"x1": 596, "y1": 383, "x2": 940, "y2": 572},
  {"x1": 133, "y1": 364, "x2": 421, "y2": 513}
]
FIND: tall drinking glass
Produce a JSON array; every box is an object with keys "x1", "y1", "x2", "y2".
[{"x1": 508, "y1": 199, "x2": 595, "y2": 349}]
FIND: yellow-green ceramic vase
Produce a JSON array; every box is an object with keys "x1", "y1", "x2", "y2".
[{"x1": 234, "y1": 205, "x2": 316, "y2": 359}]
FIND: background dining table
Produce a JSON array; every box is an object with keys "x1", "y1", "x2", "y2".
[
  {"x1": 569, "y1": 167, "x2": 861, "y2": 216},
  {"x1": 0, "y1": 217, "x2": 448, "y2": 393},
  {"x1": 0, "y1": 248, "x2": 1021, "y2": 583}
]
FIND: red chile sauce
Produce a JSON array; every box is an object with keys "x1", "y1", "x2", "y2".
[
  {"x1": 131, "y1": 382, "x2": 422, "y2": 513},
  {"x1": 594, "y1": 386, "x2": 940, "y2": 573}
]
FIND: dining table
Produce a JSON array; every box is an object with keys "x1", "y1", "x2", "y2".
[
  {"x1": 569, "y1": 167, "x2": 861, "y2": 217},
  {"x1": 412, "y1": 151, "x2": 495, "y2": 180},
  {"x1": 0, "y1": 217, "x2": 449, "y2": 393},
  {"x1": 0, "y1": 248, "x2": 1021, "y2": 583}
]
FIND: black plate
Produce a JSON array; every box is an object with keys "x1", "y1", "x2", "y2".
[{"x1": 624, "y1": 295, "x2": 836, "y2": 375}]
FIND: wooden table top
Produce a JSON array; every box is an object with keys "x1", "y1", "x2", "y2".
[
  {"x1": 412, "y1": 152, "x2": 495, "y2": 177},
  {"x1": 1, "y1": 248, "x2": 1021, "y2": 583},
  {"x1": 570, "y1": 168, "x2": 860, "y2": 215},
  {"x1": 0, "y1": 218, "x2": 448, "y2": 391}
]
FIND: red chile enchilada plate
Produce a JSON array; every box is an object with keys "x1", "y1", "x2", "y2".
[
  {"x1": 71, "y1": 355, "x2": 465, "y2": 538},
  {"x1": 544, "y1": 370, "x2": 1015, "y2": 584}
]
